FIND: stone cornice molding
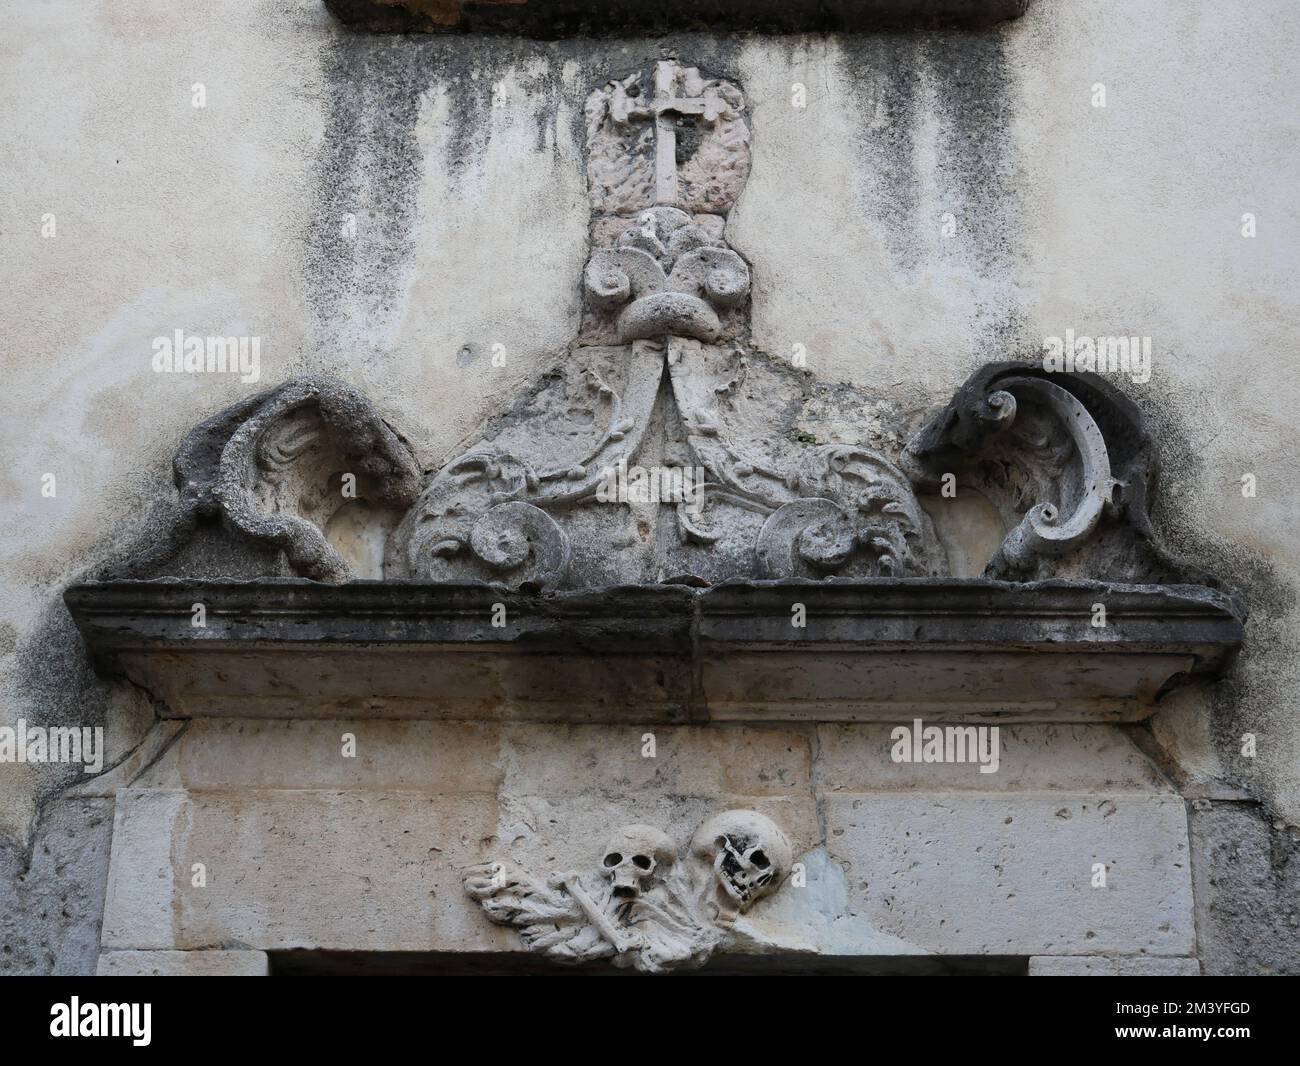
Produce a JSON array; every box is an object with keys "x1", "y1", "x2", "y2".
[{"x1": 65, "y1": 578, "x2": 1242, "y2": 722}]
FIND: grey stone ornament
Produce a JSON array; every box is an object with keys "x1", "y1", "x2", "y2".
[{"x1": 463, "y1": 810, "x2": 794, "y2": 973}]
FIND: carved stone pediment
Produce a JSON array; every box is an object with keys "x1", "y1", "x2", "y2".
[
  {"x1": 76, "y1": 59, "x2": 1242, "y2": 718},
  {"x1": 106, "y1": 60, "x2": 1218, "y2": 597}
]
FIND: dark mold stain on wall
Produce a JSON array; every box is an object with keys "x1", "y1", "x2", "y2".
[
  {"x1": 923, "y1": 30, "x2": 1019, "y2": 278},
  {"x1": 837, "y1": 29, "x2": 1025, "y2": 359},
  {"x1": 924, "y1": 30, "x2": 1027, "y2": 352},
  {"x1": 302, "y1": 31, "x2": 748, "y2": 364},
  {"x1": 305, "y1": 33, "x2": 435, "y2": 364},
  {"x1": 323, "y1": 0, "x2": 1031, "y2": 36},
  {"x1": 838, "y1": 35, "x2": 924, "y2": 272}
]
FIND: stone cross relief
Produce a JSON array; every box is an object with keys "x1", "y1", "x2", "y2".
[
  {"x1": 140, "y1": 61, "x2": 1209, "y2": 972},
  {"x1": 618, "y1": 60, "x2": 730, "y2": 206}
]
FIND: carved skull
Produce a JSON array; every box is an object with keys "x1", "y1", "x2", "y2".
[
  {"x1": 600, "y1": 824, "x2": 675, "y2": 899},
  {"x1": 690, "y1": 810, "x2": 793, "y2": 912}
]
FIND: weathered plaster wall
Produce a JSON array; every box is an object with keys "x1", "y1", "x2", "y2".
[{"x1": 2, "y1": 0, "x2": 1297, "y2": 973}]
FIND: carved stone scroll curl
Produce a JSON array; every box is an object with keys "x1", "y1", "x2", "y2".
[
  {"x1": 385, "y1": 453, "x2": 572, "y2": 586},
  {"x1": 990, "y1": 377, "x2": 1119, "y2": 568},
  {"x1": 149, "y1": 375, "x2": 422, "y2": 583},
  {"x1": 583, "y1": 207, "x2": 751, "y2": 342},
  {"x1": 901, "y1": 361, "x2": 1203, "y2": 583}
]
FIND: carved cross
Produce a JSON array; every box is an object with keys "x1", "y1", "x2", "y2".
[{"x1": 623, "y1": 60, "x2": 725, "y2": 206}]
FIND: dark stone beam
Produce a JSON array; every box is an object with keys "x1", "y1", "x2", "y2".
[
  {"x1": 322, "y1": 0, "x2": 1032, "y2": 36},
  {"x1": 64, "y1": 578, "x2": 1242, "y2": 724}
]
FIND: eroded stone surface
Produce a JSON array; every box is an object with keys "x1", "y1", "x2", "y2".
[
  {"x1": 814, "y1": 724, "x2": 1177, "y2": 793},
  {"x1": 97, "y1": 719, "x2": 1192, "y2": 965},
  {"x1": 822, "y1": 792, "x2": 1195, "y2": 956},
  {"x1": 1028, "y1": 955, "x2": 1200, "y2": 976},
  {"x1": 0, "y1": 799, "x2": 114, "y2": 975},
  {"x1": 97, "y1": 949, "x2": 269, "y2": 976},
  {"x1": 1190, "y1": 802, "x2": 1300, "y2": 975}
]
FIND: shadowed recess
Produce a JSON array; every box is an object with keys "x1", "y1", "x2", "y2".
[{"x1": 323, "y1": 0, "x2": 1032, "y2": 36}]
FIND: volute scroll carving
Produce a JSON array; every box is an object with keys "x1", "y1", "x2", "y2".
[
  {"x1": 902, "y1": 362, "x2": 1204, "y2": 585},
  {"x1": 135, "y1": 375, "x2": 423, "y2": 584},
  {"x1": 583, "y1": 207, "x2": 751, "y2": 343}
]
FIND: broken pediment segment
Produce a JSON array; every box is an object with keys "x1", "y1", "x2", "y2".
[
  {"x1": 125, "y1": 355, "x2": 1198, "y2": 590},
  {"x1": 464, "y1": 809, "x2": 794, "y2": 972},
  {"x1": 137, "y1": 344, "x2": 952, "y2": 588},
  {"x1": 127, "y1": 375, "x2": 423, "y2": 583},
  {"x1": 107, "y1": 63, "x2": 1223, "y2": 598},
  {"x1": 902, "y1": 361, "x2": 1212, "y2": 586}
]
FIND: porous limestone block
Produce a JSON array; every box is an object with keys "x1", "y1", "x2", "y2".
[
  {"x1": 98, "y1": 717, "x2": 1193, "y2": 963},
  {"x1": 814, "y1": 723, "x2": 1175, "y2": 793},
  {"x1": 100, "y1": 788, "x2": 509, "y2": 953},
  {"x1": 820, "y1": 792, "x2": 1195, "y2": 957},
  {"x1": 97, "y1": 950, "x2": 269, "y2": 976},
  {"x1": 130, "y1": 719, "x2": 816, "y2": 807},
  {"x1": 1028, "y1": 956, "x2": 1200, "y2": 976},
  {"x1": 100, "y1": 720, "x2": 819, "y2": 954}
]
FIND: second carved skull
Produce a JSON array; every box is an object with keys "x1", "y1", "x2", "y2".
[
  {"x1": 690, "y1": 810, "x2": 793, "y2": 911},
  {"x1": 601, "y1": 824, "x2": 675, "y2": 899}
]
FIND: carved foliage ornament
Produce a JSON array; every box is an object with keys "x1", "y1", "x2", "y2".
[
  {"x1": 464, "y1": 810, "x2": 793, "y2": 973},
  {"x1": 130, "y1": 62, "x2": 1204, "y2": 592}
]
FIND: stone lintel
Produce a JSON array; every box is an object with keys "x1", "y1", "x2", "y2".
[
  {"x1": 99, "y1": 786, "x2": 1194, "y2": 957},
  {"x1": 65, "y1": 578, "x2": 1242, "y2": 723},
  {"x1": 322, "y1": 0, "x2": 1031, "y2": 36}
]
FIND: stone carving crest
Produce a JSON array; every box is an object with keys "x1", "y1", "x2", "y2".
[
  {"x1": 464, "y1": 810, "x2": 793, "y2": 973},
  {"x1": 124, "y1": 60, "x2": 1207, "y2": 592}
]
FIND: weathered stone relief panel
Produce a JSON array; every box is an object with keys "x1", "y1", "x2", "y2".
[
  {"x1": 57, "y1": 50, "x2": 1244, "y2": 976},
  {"x1": 95, "y1": 720, "x2": 1194, "y2": 970},
  {"x1": 104, "y1": 59, "x2": 1224, "y2": 600}
]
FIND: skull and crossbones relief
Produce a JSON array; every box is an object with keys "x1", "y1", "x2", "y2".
[
  {"x1": 689, "y1": 810, "x2": 793, "y2": 922},
  {"x1": 464, "y1": 809, "x2": 793, "y2": 972},
  {"x1": 600, "y1": 824, "x2": 675, "y2": 899}
]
